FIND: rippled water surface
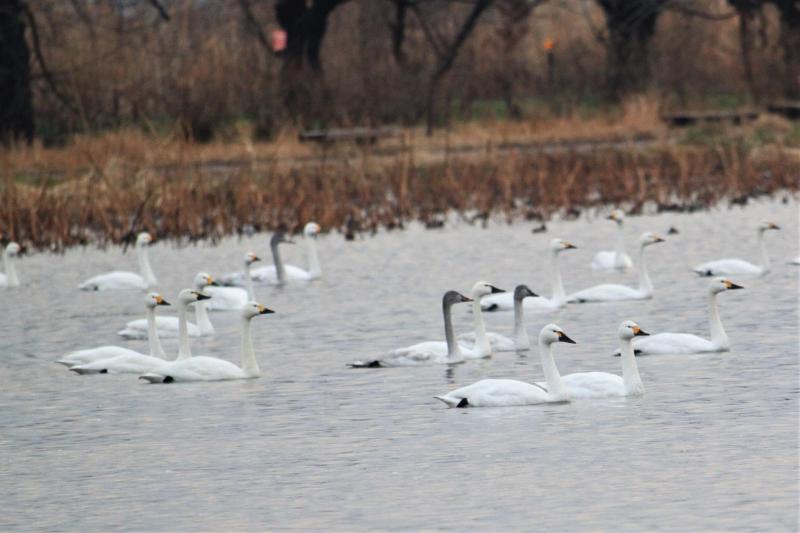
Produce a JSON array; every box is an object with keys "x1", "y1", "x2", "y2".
[{"x1": 1, "y1": 199, "x2": 798, "y2": 531}]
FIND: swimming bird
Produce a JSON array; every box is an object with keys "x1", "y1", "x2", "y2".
[
  {"x1": 591, "y1": 209, "x2": 633, "y2": 270},
  {"x1": 117, "y1": 272, "x2": 216, "y2": 338},
  {"x1": 539, "y1": 320, "x2": 648, "y2": 398},
  {"x1": 568, "y1": 232, "x2": 665, "y2": 303},
  {"x1": 348, "y1": 291, "x2": 474, "y2": 367},
  {"x1": 139, "y1": 301, "x2": 274, "y2": 383},
  {"x1": 78, "y1": 232, "x2": 157, "y2": 291},
  {"x1": 481, "y1": 239, "x2": 576, "y2": 311},
  {"x1": 613, "y1": 278, "x2": 743, "y2": 356},
  {"x1": 460, "y1": 285, "x2": 538, "y2": 351},
  {"x1": 57, "y1": 292, "x2": 171, "y2": 368},
  {"x1": 205, "y1": 252, "x2": 260, "y2": 311},
  {"x1": 693, "y1": 221, "x2": 780, "y2": 276},
  {"x1": 0, "y1": 242, "x2": 21, "y2": 287},
  {"x1": 434, "y1": 324, "x2": 576, "y2": 407}
]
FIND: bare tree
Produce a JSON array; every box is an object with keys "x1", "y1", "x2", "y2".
[{"x1": 0, "y1": 0, "x2": 34, "y2": 143}]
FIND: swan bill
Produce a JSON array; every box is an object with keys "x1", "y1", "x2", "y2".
[
  {"x1": 557, "y1": 332, "x2": 577, "y2": 344},
  {"x1": 724, "y1": 281, "x2": 744, "y2": 290},
  {"x1": 258, "y1": 305, "x2": 275, "y2": 315},
  {"x1": 489, "y1": 285, "x2": 505, "y2": 294},
  {"x1": 456, "y1": 398, "x2": 470, "y2": 408},
  {"x1": 633, "y1": 327, "x2": 650, "y2": 337},
  {"x1": 347, "y1": 360, "x2": 382, "y2": 368}
]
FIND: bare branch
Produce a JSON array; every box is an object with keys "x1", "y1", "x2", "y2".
[{"x1": 147, "y1": 0, "x2": 170, "y2": 22}]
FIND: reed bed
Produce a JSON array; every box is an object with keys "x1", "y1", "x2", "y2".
[{"x1": 1, "y1": 137, "x2": 797, "y2": 251}]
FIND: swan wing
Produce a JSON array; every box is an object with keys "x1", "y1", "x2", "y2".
[
  {"x1": 692, "y1": 259, "x2": 762, "y2": 276},
  {"x1": 436, "y1": 379, "x2": 551, "y2": 407},
  {"x1": 458, "y1": 332, "x2": 516, "y2": 352},
  {"x1": 79, "y1": 271, "x2": 147, "y2": 291},
  {"x1": 58, "y1": 345, "x2": 143, "y2": 367},
  {"x1": 142, "y1": 356, "x2": 246, "y2": 382},
  {"x1": 480, "y1": 292, "x2": 514, "y2": 311},
  {"x1": 591, "y1": 251, "x2": 632, "y2": 270},
  {"x1": 204, "y1": 286, "x2": 248, "y2": 311},
  {"x1": 70, "y1": 353, "x2": 164, "y2": 375},
  {"x1": 556, "y1": 372, "x2": 625, "y2": 398},
  {"x1": 624, "y1": 332, "x2": 718, "y2": 355},
  {"x1": 567, "y1": 284, "x2": 645, "y2": 303}
]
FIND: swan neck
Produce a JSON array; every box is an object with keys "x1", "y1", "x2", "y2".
[
  {"x1": 539, "y1": 340, "x2": 567, "y2": 399},
  {"x1": 194, "y1": 300, "x2": 214, "y2": 334},
  {"x1": 271, "y1": 240, "x2": 287, "y2": 285},
  {"x1": 513, "y1": 298, "x2": 529, "y2": 350},
  {"x1": 550, "y1": 249, "x2": 565, "y2": 303},
  {"x1": 619, "y1": 337, "x2": 644, "y2": 395},
  {"x1": 637, "y1": 244, "x2": 653, "y2": 295},
  {"x1": 471, "y1": 299, "x2": 491, "y2": 356},
  {"x1": 244, "y1": 262, "x2": 255, "y2": 300},
  {"x1": 240, "y1": 317, "x2": 261, "y2": 377},
  {"x1": 137, "y1": 244, "x2": 157, "y2": 288},
  {"x1": 3, "y1": 250, "x2": 19, "y2": 287},
  {"x1": 306, "y1": 237, "x2": 322, "y2": 278},
  {"x1": 145, "y1": 306, "x2": 166, "y2": 358},
  {"x1": 177, "y1": 302, "x2": 192, "y2": 360},
  {"x1": 614, "y1": 223, "x2": 627, "y2": 268},
  {"x1": 443, "y1": 302, "x2": 462, "y2": 360},
  {"x1": 708, "y1": 291, "x2": 728, "y2": 348},
  {"x1": 757, "y1": 230, "x2": 770, "y2": 272}
]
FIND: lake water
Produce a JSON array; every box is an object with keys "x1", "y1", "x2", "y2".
[{"x1": 1, "y1": 198, "x2": 798, "y2": 531}]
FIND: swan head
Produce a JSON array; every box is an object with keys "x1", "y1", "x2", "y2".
[
  {"x1": 619, "y1": 320, "x2": 649, "y2": 340},
  {"x1": 145, "y1": 292, "x2": 171, "y2": 308},
  {"x1": 178, "y1": 288, "x2": 211, "y2": 305},
  {"x1": 443, "y1": 290, "x2": 472, "y2": 308},
  {"x1": 606, "y1": 209, "x2": 625, "y2": 225},
  {"x1": 303, "y1": 222, "x2": 321, "y2": 238},
  {"x1": 5, "y1": 242, "x2": 20, "y2": 256},
  {"x1": 242, "y1": 301, "x2": 275, "y2": 319},
  {"x1": 135, "y1": 232, "x2": 153, "y2": 247},
  {"x1": 639, "y1": 232, "x2": 665, "y2": 247},
  {"x1": 514, "y1": 284, "x2": 538, "y2": 302},
  {"x1": 757, "y1": 221, "x2": 780, "y2": 233},
  {"x1": 270, "y1": 230, "x2": 294, "y2": 247},
  {"x1": 471, "y1": 281, "x2": 505, "y2": 299},
  {"x1": 244, "y1": 252, "x2": 260, "y2": 266},
  {"x1": 709, "y1": 277, "x2": 744, "y2": 294},
  {"x1": 193, "y1": 272, "x2": 219, "y2": 289},
  {"x1": 539, "y1": 323, "x2": 576, "y2": 345},
  {"x1": 550, "y1": 238, "x2": 577, "y2": 254}
]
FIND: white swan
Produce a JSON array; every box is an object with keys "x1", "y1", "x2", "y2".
[
  {"x1": 0, "y1": 242, "x2": 21, "y2": 287},
  {"x1": 481, "y1": 239, "x2": 576, "y2": 311},
  {"x1": 118, "y1": 272, "x2": 215, "y2": 339},
  {"x1": 539, "y1": 321, "x2": 648, "y2": 399},
  {"x1": 614, "y1": 278, "x2": 743, "y2": 356},
  {"x1": 693, "y1": 221, "x2": 780, "y2": 276},
  {"x1": 568, "y1": 232, "x2": 665, "y2": 303},
  {"x1": 453, "y1": 281, "x2": 508, "y2": 354},
  {"x1": 139, "y1": 301, "x2": 274, "y2": 383},
  {"x1": 591, "y1": 209, "x2": 633, "y2": 270},
  {"x1": 348, "y1": 291, "x2": 474, "y2": 367},
  {"x1": 68, "y1": 292, "x2": 185, "y2": 374},
  {"x1": 461, "y1": 285, "x2": 537, "y2": 351},
  {"x1": 205, "y1": 252, "x2": 260, "y2": 311},
  {"x1": 57, "y1": 292, "x2": 171, "y2": 368},
  {"x1": 78, "y1": 232, "x2": 157, "y2": 291},
  {"x1": 434, "y1": 324, "x2": 576, "y2": 408},
  {"x1": 224, "y1": 223, "x2": 322, "y2": 286},
  {"x1": 791, "y1": 256, "x2": 800, "y2": 266}
]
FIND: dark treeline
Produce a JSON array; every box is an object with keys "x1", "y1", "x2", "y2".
[{"x1": 0, "y1": 0, "x2": 798, "y2": 145}]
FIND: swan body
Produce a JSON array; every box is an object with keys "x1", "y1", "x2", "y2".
[
  {"x1": 118, "y1": 273, "x2": 215, "y2": 338},
  {"x1": 206, "y1": 253, "x2": 260, "y2": 311},
  {"x1": 349, "y1": 291, "x2": 474, "y2": 367},
  {"x1": 591, "y1": 209, "x2": 633, "y2": 270},
  {"x1": 615, "y1": 278, "x2": 743, "y2": 356},
  {"x1": 789, "y1": 256, "x2": 800, "y2": 265},
  {"x1": 568, "y1": 232, "x2": 665, "y2": 303},
  {"x1": 60, "y1": 292, "x2": 171, "y2": 369},
  {"x1": 223, "y1": 223, "x2": 321, "y2": 286},
  {"x1": 435, "y1": 324, "x2": 576, "y2": 407},
  {"x1": 0, "y1": 242, "x2": 21, "y2": 287},
  {"x1": 693, "y1": 221, "x2": 779, "y2": 276},
  {"x1": 140, "y1": 301, "x2": 274, "y2": 383},
  {"x1": 539, "y1": 321, "x2": 648, "y2": 398},
  {"x1": 461, "y1": 285, "x2": 537, "y2": 351},
  {"x1": 481, "y1": 239, "x2": 576, "y2": 312},
  {"x1": 79, "y1": 232, "x2": 157, "y2": 291}
]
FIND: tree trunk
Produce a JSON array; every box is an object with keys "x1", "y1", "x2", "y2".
[
  {"x1": 597, "y1": 0, "x2": 665, "y2": 100},
  {"x1": 0, "y1": 0, "x2": 34, "y2": 144},
  {"x1": 771, "y1": 0, "x2": 800, "y2": 99}
]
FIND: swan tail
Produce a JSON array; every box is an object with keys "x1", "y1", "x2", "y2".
[
  {"x1": 69, "y1": 367, "x2": 108, "y2": 375},
  {"x1": 78, "y1": 282, "x2": 99, "y2": 291},
  {"x1": 139, "y1": 373, "x2": 173, "y2": 383},
  {"x1": 434, "y1": 395, "x2": 468, "y2": 408},
  {"x1": 347, "y1": 360, "x2": 382, "y2": 368}
]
